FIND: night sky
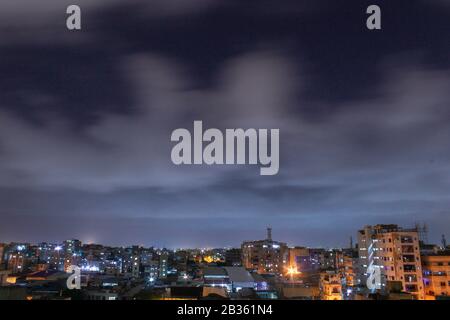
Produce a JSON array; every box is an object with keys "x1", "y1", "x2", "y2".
[{"x1": 0, "y1": 0, "x2": 449, "y2": 248}]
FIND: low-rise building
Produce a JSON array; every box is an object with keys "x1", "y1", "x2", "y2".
[
  {"x1": 422, "y1": 251, "x2": 450, "y2": 299},
  {"x1": 320, "y1": 271, "x2": 342, "y2": 300}
]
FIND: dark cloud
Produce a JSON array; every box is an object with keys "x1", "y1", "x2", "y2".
[{"x1": 0, "y1": 0, "x2": 449, "y2": 247}]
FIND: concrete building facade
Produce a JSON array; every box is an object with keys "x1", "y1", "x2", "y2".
[
  {"x1": 422, "y1": 252, "x2": 450, "y2": 299},
  {"x1": 241, "y1": 228, "x2": 288, "y2": 275},
  {"x1": 357, "y1": 224, "x2": 424, "y2": 299}
]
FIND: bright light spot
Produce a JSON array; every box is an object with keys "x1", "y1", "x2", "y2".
[
  {"x1": 81, "y1": 265, "x2": 99, "y2": 272},
  {"x1": 286, "y1": 266, "x2": 300, "y2": 276}
]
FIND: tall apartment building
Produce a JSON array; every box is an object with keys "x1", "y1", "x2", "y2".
[
  {"x1": 63, "y1": 239, "x2": 82, "y2": 256},
  {"x1": 422, "y1": 251, "x2": 450, "y2": 299},
  {"x1": 241, "y1": 228, "x2": 288, "y2": 275},
  {"x1": 131, "y1": 255, "x2": 140, "y2": 278},
  {"x1": 357, "y1": 224, "x2": 424, "y2": 300},
  {"x1": 63, "y1": 239, "x2": 82, "y2": 271},
  {"x1": 158, "y1": 251, "x2": 169, "y2": 279}
]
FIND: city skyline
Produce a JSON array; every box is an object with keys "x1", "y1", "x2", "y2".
[
  {"x1": 0, "y1": 223, "x2": 445, "y2": 250},
  {"x1": 2, "y1": 223, "x2": 449, "y2": 300},
  {"x1": 1, "y1": 1, "x2": 450, "y2": 247}
]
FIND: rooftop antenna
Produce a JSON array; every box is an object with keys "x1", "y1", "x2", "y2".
[{"x1": 415, "y1": 222, "x2": 428, "y2": 244}]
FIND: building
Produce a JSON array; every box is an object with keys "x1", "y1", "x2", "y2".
[
  {"x1": 7, "y1": 252, "x2": 27, "y2": 274},
  {"x1": 241, "y1": 228, "x2": 288, "y2": 274},
  {"x1": 281, "y1": 285, "x2": 319, "y2": 300},
  {"x1": 63, "y1": 239, "x2": 81, "y2": 256},
  {"x1": 203, "y1": 267, "x2": 230, "y2": 290},
  {"x1": 139, "y1": 248, "x2": 154, "y2": 266},
  {"x1": 165, "y1": 286, "x2": 204, "y2": 300},
  {"x1": 357, "y1": 224, "x2": 424, "y2": 300},
  {"x1": 158, "y1": 251, "x2": 169, "y2": 279},
  {"x1": 37, "y1": 242, "x2": 65, "y2": 271},
  {"x1": 225, "y1": 248, "x2": 242, "y2": 266},
  {"x1": 174, "y1": 250, "x2": 189, "y2": 272},
  {"x1": 303, "y1": 248, "x2": 323, "y2": 272},
  {"x1": 337, "y1": 248, "x2": 358, "y2": 289},
  {"x1": 321, "y1": 249, "x2": 340, "y2": 270},
  {"x1": 103, "y1": 257, "x2": 122, "y2": 275},
  {"x1": 131, "y1": 255, "x2": 140, "y2": 278},
  {"x1": 144, "y1": 260, "x2": 159, "y2": 282},
  {"x1": 320, "y1": 271, "x2": 342, "y2": 300},
  {"x1": 0, "y1": 243, "x2": 5, "y2": 267},
  {"x1": 422, "y1": 251, "x2": 450, "y2": 299},
  {"x1": 63, "y1": 239, "x2": 82, "y2": 271},
  {"x1": 287, "y1": 247, "x2": 309, "y2": 273},
  {"x1": 224, "y1": 267, "x2": 256, "y2": 292},
  {"x1": 202, "y1": 266, "x2": 263, "y2": 294}
]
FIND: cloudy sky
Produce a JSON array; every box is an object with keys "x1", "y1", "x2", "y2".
[{"x1": 0, "y1": 0, "x2": 449, "y2": 248}]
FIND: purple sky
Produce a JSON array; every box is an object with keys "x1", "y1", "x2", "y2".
[{"x1": 0, "y1": 0, "x2": 449, "y2": 248}]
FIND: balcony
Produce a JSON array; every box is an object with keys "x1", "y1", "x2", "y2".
[
  {"x1": 402, "y1": 255, "x2": 416, "y2": 263},
  {"x1": 405, "y1": 284, "x2": 418, "y2": 292},
  {"x1": 405, "y1": 275, "x2": 417, "y2": 283},
  {"x1": 401, "y1": 245, "x2": 414, "y2": 253},
  {"x1": 400, "y1": 236, "x2": 413, "y2": 244},
  {"x1": 403, "y1": 264, "x2": 416, "y2": 273}
]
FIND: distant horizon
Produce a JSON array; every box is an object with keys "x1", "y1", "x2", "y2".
[{"x1": 1, "y1": 221, "x2": 446, "y2": 250}]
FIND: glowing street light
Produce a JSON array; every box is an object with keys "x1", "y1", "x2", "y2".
[
  {"x1": 286, "y1": 266, "x2": 301, "y2": 286},
  {"x1": 287, "y1": 266, "x2": 299, "y2": 276}
]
